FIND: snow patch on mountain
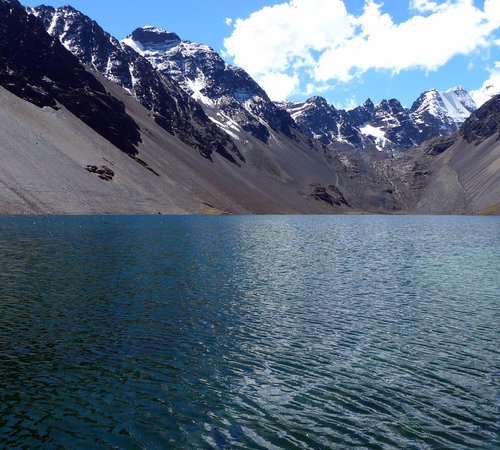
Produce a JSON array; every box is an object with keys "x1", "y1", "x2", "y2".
[
  {"x1": 120, "y1": 36, "x2": 143, "y2": 54},
  {"x1": 411, "y1": 87, "x2": 476, "y2": 127},
  {"x1": 186, "y1": 77, "x2": 213, "y2": 106},
  {"x1": 360, "y1": 124, "x2": 388, "y2": 151},
  {"x1": 209, "y1": 115, "x2": 241, "y2": 141}
]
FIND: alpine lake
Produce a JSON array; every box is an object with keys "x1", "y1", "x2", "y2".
[{"x1": 0, "y1": 215, "x2": 498, "y2": 449}]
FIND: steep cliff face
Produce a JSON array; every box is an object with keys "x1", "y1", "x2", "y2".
[
  {"x1": 460, "y1": 94, "x2": 500, "y2": 144},
  {"x1": 31, "y1": 5, "x2": 243, "y2": 164},
  {"x1": 0, "y1": 0, "x2": 141, "y2": 155},
  {"x1": 279, "y1": 97, "x2": 362, "y2": 147}
]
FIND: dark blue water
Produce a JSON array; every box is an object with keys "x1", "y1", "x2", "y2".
[{"x1": 0, "y1": 216, "x2": 498, "y2": 449}]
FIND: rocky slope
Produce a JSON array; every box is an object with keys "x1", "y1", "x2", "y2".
[
  {"x1": 0, "y1": 0, "x2": 497, "y2": 215},
  {"x1": 31, "y1": 5, "x2": 242, "y2": 164},
  {"x1": 375, "y1": 95, "x2": 500, "y2": 214},
  {"x1": 0, "y1": 77, "x2": 378, "y2": 215},
  {"x1": 282, "y1": 87, "x2": 477, "y2": 152},
  {"x1": 0, "y1": 0, "x2": 141, "y2": 155},
  {"x1": 121, "y1": 26, "x2": 298, "y2": 145}
]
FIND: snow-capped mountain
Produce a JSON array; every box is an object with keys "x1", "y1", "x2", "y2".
[
  {"x1": 282, "y1": 87, "x2": 477, "y2": 151},
  {"x1": 122, "y1": 26, "x2": 297, "y2": 144},
  {"x1": 31, "y1": 6, "x2": 243, "y2": 164},
  {"x1": 24, "y1": 4, "x2": 479, "y2": 155},
  {"x1": 410, "y1": 86, "x2": 477, "y2": 139}
]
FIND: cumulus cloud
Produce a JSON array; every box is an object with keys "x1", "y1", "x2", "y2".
[
  {"x1": 470, "y1": 61, "x2": 500, "y2": 106},
  {"x1": 315, "y1": 0, "x2": 499, "y2": 82},
  {"x1": 224, "y1": 17, "x2": 233, "y2": 27},
  {"x1": 224, "y1": 0, "x2": 500, "y2": 100},
  {"x1": 224, "y1": 0, "x2": 353, "y2": 97},
  {"x1": 258, "y1": 72, "x2": 300, "y2": 101}
]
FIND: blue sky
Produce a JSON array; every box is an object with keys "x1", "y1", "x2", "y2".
[{"x1": 24, "y1": 0, "x2": 500, "y2": 108}]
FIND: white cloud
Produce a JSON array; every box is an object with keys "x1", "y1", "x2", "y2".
[
  {"x1": 225, "y1": 17, "x2": 233, "y2": 27},
  {"x1": 315, "y1": 0, "x2": 499, "y2": 82},
  {"x1": 258, "y1": 72, "x2": 300, "y2": 100},
  {"x1": 224, "y1": 0, "x2": 353, "y2": 97},
  {"x1": 409, "y1": 0, "x2": 451, "y2": 13},
  {"x1": 334, "y1": 96, "x2": 359, "y2": 110},
  {"x1": 304, "y1": 82, "x2": 335, "y2": 96},
  {"x1": 224, "y1": 0, "x2": 500, "y2": 100},
  {"x1": 470, "y1": 61, "x2": 500, "y2": 106},
  {"x1": 484, "y1": 0, "x2": 500, "y2": 26}
]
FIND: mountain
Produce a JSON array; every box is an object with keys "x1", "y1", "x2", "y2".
[
  {"x1": 410, "y1": 86, "x2": 477, "y2": 138},
  {"x1": 278, "y1": 96, "x2": 363, "y2": 148},
  {"x1": 0, "y1": 0, "x2": 361, "y2": 214},
  {"x1": 0, "y1": 0, "x2": 141, "y2": 155},
  {"x1": 282, "y1": 87, "x2": 477, "y2": 152},
  {"x1": 29, "y1": 4, "x2": 477, "y2": 156},
  {"x1": 30, "y1": 5, "x2": 243, "y2": 164},
  {"x1": 0, "y1": 0, "x2": 497, "y2": 215},
  {"x1": 375, "y1": 94, "x2": 500, "y2": 214},
  {"x1": 121, "y1": 26, "x2": 298, "y2": 144}
]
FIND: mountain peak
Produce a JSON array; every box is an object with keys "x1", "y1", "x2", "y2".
[
  {"x1": 59, "y1": 5, "x2": 78, "y2": 12},
  {"x1": 307, "y1": 96, "x2": 330, "y2": 108},
  {"x1": 125, "y1": 26, "x2": 181, "y2": 54},
  {"x1": 446, "y1": 85, "x2": 466, "y2": 93},
  {"x1": 363, "y1": 98, "x2": 375, "y2": 109}
]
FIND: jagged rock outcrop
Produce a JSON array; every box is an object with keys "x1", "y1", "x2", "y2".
[{"x1": 279, "y1": 97, "x2": 362, "y2": 147}]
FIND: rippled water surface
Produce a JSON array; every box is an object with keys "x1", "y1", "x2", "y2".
[{"x1": 0, "y1": 216, "x2": 498, "y2": 449}]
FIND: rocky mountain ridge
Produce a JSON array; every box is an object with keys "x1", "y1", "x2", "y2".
[
  {"x1": 0, "y1": 0, "x2": 141, "y2": 155},
  {"x1": 0, "y1": 0, "x2": 497, "y2": 215},
  {"x1": 374, "y1": 94, "x2": 500, "y2": 214},
  {"x1": 121, "y1": 26, "x2": 298, "y2": 145},
  {"x1": 281, "y1": 87, "x2": 477, "y2": 152},
  {"x1": 30, "y1": 4, "x2": 479, "y2": 155},
  {"x1": 31, "y1": 5, "x2": 243, "y2": 164}
]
